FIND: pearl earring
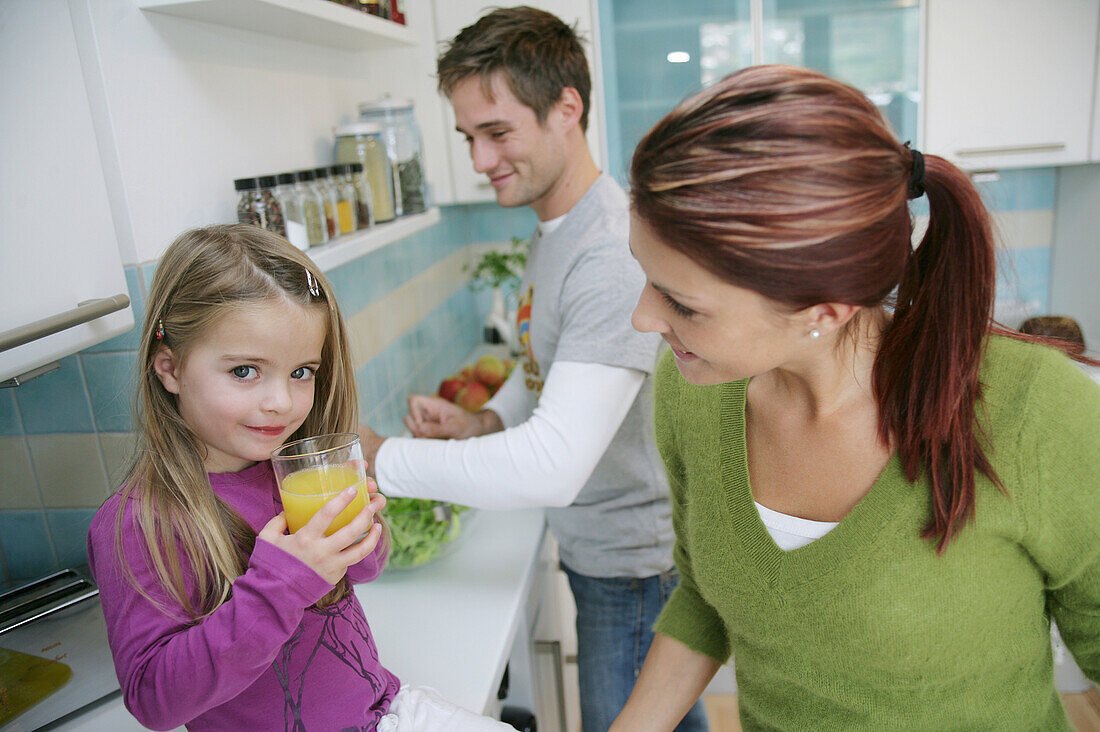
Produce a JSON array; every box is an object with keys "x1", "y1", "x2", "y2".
[{"x1": 809, "y1": 329, "x2": 821, "y2": 339}]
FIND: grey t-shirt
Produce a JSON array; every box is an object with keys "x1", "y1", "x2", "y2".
[{"x1": 515, "y1": 174, "x2": 673, "y2": 578}]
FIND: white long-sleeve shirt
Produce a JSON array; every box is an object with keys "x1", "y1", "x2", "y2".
[{"x1": 375, "y1": 360, "x2": 644, "y2": 509}]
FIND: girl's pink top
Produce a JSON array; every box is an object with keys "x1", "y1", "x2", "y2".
[{"x1": 88, "y1": 460, "x2": 400, "y2": 731}]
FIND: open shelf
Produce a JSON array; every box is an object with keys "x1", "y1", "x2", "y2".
[
  {"x1": 306, "y1": 207, "x2": 440, "y2": 272},
  {"x1": 137, "y1": 0, "x2": 416, "y2": 50}
]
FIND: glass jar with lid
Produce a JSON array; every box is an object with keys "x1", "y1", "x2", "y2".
[
  {"x1": 313, "y1": 166, "x2": 339, "y2": 240},
  {"x1": 357, "y1": 95, "x2": 428, "y2": 216},
  {"x1": 347, "y1": 162, "x2": 373, "y2": 229},
  {"x1": 329, "y1": 164, "x2": 359, "y2": 235},
  {"x1": 234, "y1": 177, "x2": 263, "y2": 227},
  {"x1": 256, "y1": 175, "x2": 286, "y2": 238},
  {"x1": 294, "y1": 169, "x2": 328, "y2": 247},
  {"x1": 275, "y1": 172, "x2": 310, "y2": 251},
  {"x1": 334, "y1": 122, "x2": 396, "y2": 223}
]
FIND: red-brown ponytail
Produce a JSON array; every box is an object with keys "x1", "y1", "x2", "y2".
[{"x1": 874, "y1": 153, "x2": 999, "y2": 550}]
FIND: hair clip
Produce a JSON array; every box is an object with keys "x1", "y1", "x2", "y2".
[
  {"x1": 154, "y1": 318, "x2": 165, "y2": 340},
  {"x1": 305, "y1": 269, "x2": 321, "y2": 297}
]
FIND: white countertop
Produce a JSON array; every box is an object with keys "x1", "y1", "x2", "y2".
[{"x1": 355, "y1": 507, "x2": 548, "y2": 716}]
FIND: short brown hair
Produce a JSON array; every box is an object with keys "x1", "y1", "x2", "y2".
[
  {"x1": 436, "y1": 6, "x2": 591, "y2": 131},
  {"x1": 1019, "y1": 315, "x2": 1086, "y2": 355}
]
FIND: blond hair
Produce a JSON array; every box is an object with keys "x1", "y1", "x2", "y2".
[{"x1": 119, "y1": 224, "x2": 358, "y2": 617}]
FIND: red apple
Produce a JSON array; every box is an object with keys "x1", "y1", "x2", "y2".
[
  {"x1": 460, "y1": 365, "x2": 476, "y2": 381},
  {"x1": 454, "y1": 381, "x2": 490, "y2": 412},
  {"x1": 437, "y1": 374, "x2": 466, "y2": 402},
  {"x1": 474, "y1": 354, "x2": 507, "y2": 389}
]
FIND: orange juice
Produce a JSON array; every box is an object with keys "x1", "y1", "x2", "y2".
[{"x1": 279, "y1": 464, "x2": 366, "y2": 535}]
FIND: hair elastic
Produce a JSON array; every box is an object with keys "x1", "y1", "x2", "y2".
[
  {"x1": 305, "y1": 269, "x2": 321, "y2": 298},
  {"x1": 905, "y1": 142, "x2": 926, "y2": 199},
  {"x1": 154, "y1": 318, "x2": 165, "y2": 340}
]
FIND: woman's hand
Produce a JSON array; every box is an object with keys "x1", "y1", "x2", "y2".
[{"x1": 258, "y1": 486, "x2": 387, "y2": 586}]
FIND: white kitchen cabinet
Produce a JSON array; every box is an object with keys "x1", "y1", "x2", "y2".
[
  {"x1": 0, "y1": 0, "x2": 133, "y2": 385},
  {"x1": 1092, "y1": 20, "x2": 1100, "y2": 161},
  {"x1": 922, "y1": 0, "x2": 1100, "y2": 170},
  {"x1": 415, "y1": 0, "x2": 607, "y2": 205}
]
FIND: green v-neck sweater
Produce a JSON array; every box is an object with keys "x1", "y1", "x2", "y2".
[{"x1": 652, "y1": 335, "x2": 1100, "y2": 730}]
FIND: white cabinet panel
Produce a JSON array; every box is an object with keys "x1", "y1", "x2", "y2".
[
  {"x1": 923, "y1": 0, "x2": 1099, "y2": 170},
  {"x1": 425, "y1": 0, "x2": 605, "y2": 205},
  {"x1": 0, "y1": 0, "x2": 132, "y2": 384},
  {"x1": 1093, "y1": 21, "x2": 1100, "y2": 161}
]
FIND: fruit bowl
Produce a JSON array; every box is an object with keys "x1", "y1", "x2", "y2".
[
  {"x1": 437, "y1": 354, "x2": 516, "y2": 412},
  {"x1": 382, "y1": 498, "x2": 476, "y2": 571}
]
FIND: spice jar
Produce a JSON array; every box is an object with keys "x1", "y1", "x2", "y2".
[
  {"x1": 358, "y1": 95, "x2": 428, "y2": 216},
  {"x1": 330, "y1": 164, "x2": 359, "y2": 235},
  {"x1": 313, "y1": 166, "x2": 339, "y2": 240},
  {"x1": 294, "y1": 169, "x2": 328, "y2": 247},
  {"x1": 275, "y1": 172, "x2": 310, "y2": 251},
  {"x1": 334, "y1": 122, "x2": 396, "y2": 223},
  {"x1": 257, "y1": 175, "x2": 286, "y2": 237},
  {"x1": 235, "y1": 177, "x2": 263, "y2": 227},
  {"x1": 348, "y1": 162, "x2": 373, "y2": 229}
]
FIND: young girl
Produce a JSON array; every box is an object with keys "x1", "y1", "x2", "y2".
[
  {"x1": 611, "y1": 66, "x2": 1100, "y2": 730},
  {"x1": 87, "y1": 224, "x2": 512, "y2": 731}
]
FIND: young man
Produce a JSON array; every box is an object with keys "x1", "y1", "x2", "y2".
[{"x1": 358, "y1": 8, "x2": 709, "y2": 731}]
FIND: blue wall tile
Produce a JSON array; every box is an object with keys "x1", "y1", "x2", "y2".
[
  {"x1": 462, "y1": 203, "x2": 538, "y2": 242},
  {"x1": 47, "y1": 509, "x2": 97, "y2": 570},
  {"x1": 0, "y1": 511, "x2": 57, "y2": 580},
  {"x1": 14, "y1": 357, "x2": 95, "y2": 434},
  {"x1": 997, "y1": 246, "x2": 1051, "y2": 313},
  {"x1": 82, "y1": 352, "x2": 138, "y2": 432},
  {"x1": 0, "y1": 391, "x2": 21, "y2": 436}
]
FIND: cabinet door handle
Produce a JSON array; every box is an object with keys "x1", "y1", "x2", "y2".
[
  {"x1": 0, "y1": 294, "x2": 131, "y2": 354},
  {"x1": 955, "y1": 142, "x2": 1066, "y2": 157},
  {"x1": 534, "y1": 639, "x2": 567, "y2": 727}
]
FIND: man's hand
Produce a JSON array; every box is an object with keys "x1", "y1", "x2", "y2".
[{"x1": 404, "y1": 394, "x2": 503, "y2": 439}]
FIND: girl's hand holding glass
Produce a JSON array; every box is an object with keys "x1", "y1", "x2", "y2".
[{"x1": 259, "y1": 485, "x2": 386, "y2": 586}]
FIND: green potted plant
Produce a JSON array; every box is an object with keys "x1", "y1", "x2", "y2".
[{"x1": 464, "y1": 236, "x2": 528, "y2": 354}]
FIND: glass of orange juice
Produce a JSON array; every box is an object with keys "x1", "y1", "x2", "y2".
[{"x1": 271, "y1": 433, "x2": 372, "y2": 537}]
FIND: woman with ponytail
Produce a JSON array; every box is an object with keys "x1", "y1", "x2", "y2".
[{"x1": 611, "y1": 66, "x2": 1100, "y2": 731}]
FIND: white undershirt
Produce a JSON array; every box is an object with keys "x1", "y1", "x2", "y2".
[
  {"x1": 754, "y1": 501, "x2": 839, "y2": 551},
  {"x1": 375, "y1": 360, "x2": 645, "y2": 509}
]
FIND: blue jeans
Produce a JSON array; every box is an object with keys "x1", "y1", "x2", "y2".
[{"x1": 562, "y1": 563, "x2": 710, "y2": 732}]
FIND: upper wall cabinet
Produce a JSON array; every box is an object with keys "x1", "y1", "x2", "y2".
[
  {"x1": 923, "y1": 0, "x2": 1100, "y2": 170},
  {"x1": 0, "y1": 0, "x2": 132, "y2": 385},
  {"x1": 420, "y1": 0, "x2": 605, "y2": 205}
]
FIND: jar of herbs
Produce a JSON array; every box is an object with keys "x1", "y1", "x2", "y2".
[
  {"x1": 313, "y1": 166, "x2": 339, "y2": 240},
  {"x1": 275, "y1": 172, "x2": 309, "y2": 251},
  {"x1": 334, "y1": 122, "x2": 396, "y2": 223},
  {"x1": 294, "y1": 169, "x2": 328, "y2": 247},
  {"x1": 256, "y1": 175, "x2": 286, "y2": 237},
  {"x1": 358, "y1": 95, "x2": 427, "y2": 216},
  {"x1": 348, "y1": 162, "x2": 373, "y2": 229},
  {"x1": 235, "y1": 177, "x2": 264, "y2": 227}
]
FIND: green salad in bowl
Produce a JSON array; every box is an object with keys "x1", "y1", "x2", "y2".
[{"x1": 382, "y1": 497, "x2": 474, "y2": 570}]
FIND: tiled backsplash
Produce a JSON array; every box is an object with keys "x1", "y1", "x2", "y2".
[{"x1": 0, "y1": 203, "x2": 536, "y2": 584}]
